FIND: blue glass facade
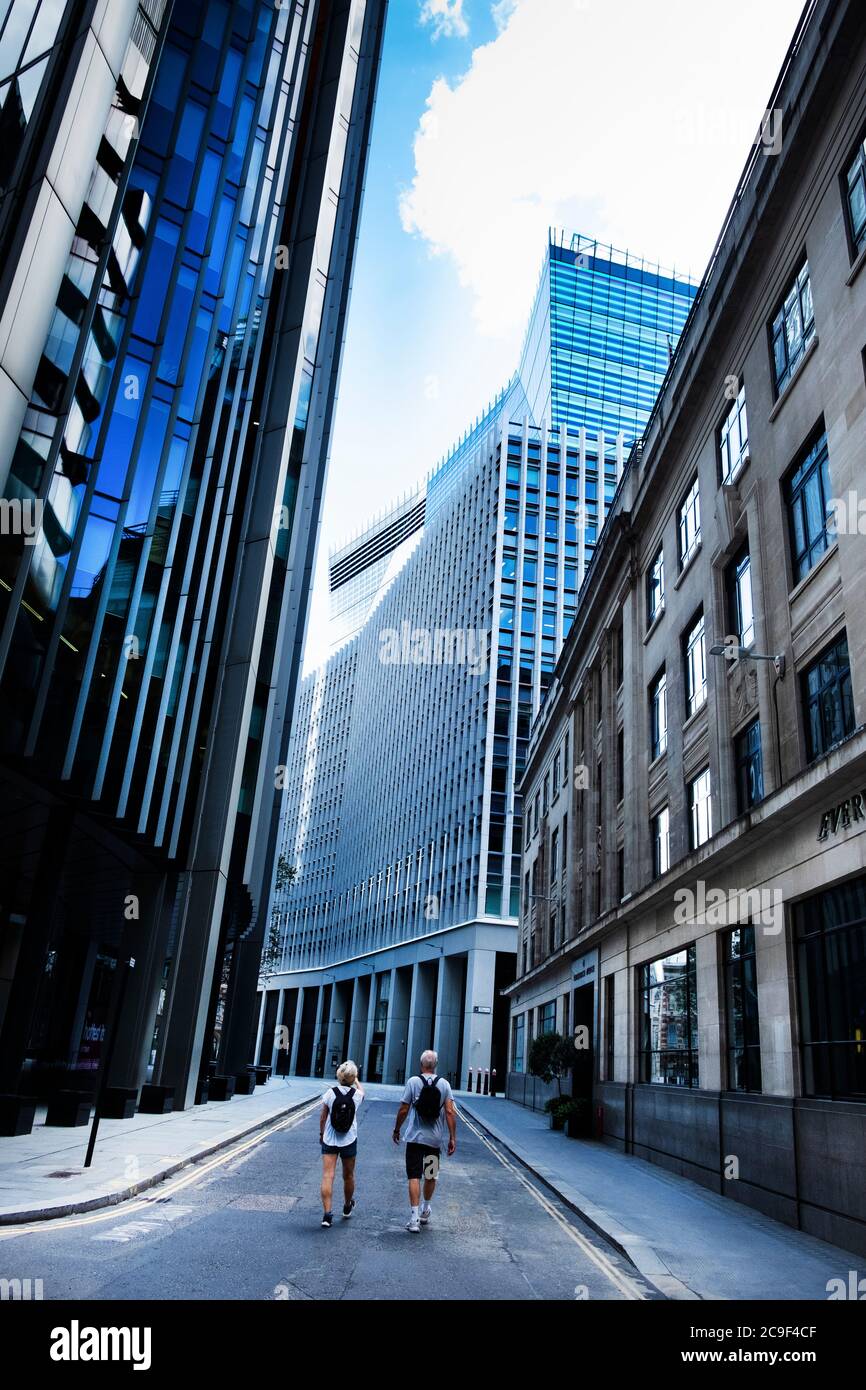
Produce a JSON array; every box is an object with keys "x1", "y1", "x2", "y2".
[
  {"x1": 0, "y1": 0, "x2": 387, "y2": 1110},
  {"x1": 519, "y1": 231, "x2": 698, "y2": 444}
]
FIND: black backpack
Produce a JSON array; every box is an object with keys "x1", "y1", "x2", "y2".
[
  {"x1": 414, "y1": 1075, "x2": 442, "y2": 1123},
  {"x1": 330, "y1": 1086, "x2": 356, "y2": 1134}
]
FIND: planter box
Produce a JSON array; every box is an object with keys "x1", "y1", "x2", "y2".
[
  {"x1": 99, "y1": 1087, "x2": 138, "y2": 1120},
  {"x1": 208, "y1": 1075, "x2": 236, "y2": 1102},
  {"x1": 195, "y1": 1079, "x2": 210, "y2": 1105},
  {"x1": 0, "y1": 1094, "x2": 37, "y2": 1136},
  {"x1": 234, "y1": 1070, "x2": 256, "y2": 1096},
  {"x1": 45, "y1": 1092, "x2": 92, "y2": 1127},
  {"x1": 566, "y1": 1109, "x2": 592, "y2": 1139},
  {"x1": 252, "y1": 1066, "x2": 270, "y2": 1085},
  {"x1": 549, "y1": 1112, "x2": 566, "y2": 1131},
  {"x1": 139, "y1": 1085, "x2": 175, "y2": 1114}
]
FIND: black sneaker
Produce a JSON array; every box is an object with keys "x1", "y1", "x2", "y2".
[
  {"x1": 342, "y1": 1199, "x2": 355, "y2": 1218},
  {"x1": 321, "y1": 1212, "x2": 333, "y2": 1227}
]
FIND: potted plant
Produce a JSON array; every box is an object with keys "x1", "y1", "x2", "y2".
[
  {"x1": 528, "y1": 1032, "x2": 574, "y2": 1124},
  {"x1": 544, "y1": 1094, "x2": 572, "y2": 1131}
]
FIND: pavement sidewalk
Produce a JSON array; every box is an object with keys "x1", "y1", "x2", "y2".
[
  {"x1": 0, "y1": 1079, "x2": 320, "y2": 1223},
  {"x1": 460, "y1": 1095, "x2": 862, "y2": 1301}
]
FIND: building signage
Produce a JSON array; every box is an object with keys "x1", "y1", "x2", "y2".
[
  {"x1": 473, "y1": 1005, "x2": 492, "y2": 1015},
  {"x1": 571, "y1": 949, "x2": 598, "y2": 985},
  {"x1": 817, "y1": 792, "x2": 866, "y2": 841}
]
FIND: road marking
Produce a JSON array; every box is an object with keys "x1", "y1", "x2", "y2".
[
  {"x1": 0, "y1": 1100, "x2": 321, "y2": 1241},
  {"x1": 458, "y1": 1108, "x2": 647, "y2": 1301}
]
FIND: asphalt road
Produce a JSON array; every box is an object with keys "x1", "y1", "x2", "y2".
[{"x1": 0, "y1": 1097, "x2": 657, "y2": 1302}]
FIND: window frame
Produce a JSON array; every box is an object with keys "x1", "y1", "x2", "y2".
[
  {"x1": 734, "y1": 717, "x2": 764, "y2": 814},
  {"x1": 677, "y1": 475, "x2": 701, "y2": 571},
  {"x1": 646, "y1": 545, "x2": 665, "y2": 627},
  {"x1": 718, "y1": 383, "x2": 749, "y2": 486},
  {"x1": 650, "y1": 667, "x2": 668, "y2": 761},
  {"x1": 639, "y1": 945, "x2": 698, "y2": 1087},
  {"x1": 688, "y1": 766, "x2": 712, "y2": 850},
  {"x1": 769, "y1": 259, "x2": 815, "y2": 396},
  {"x1": 801, "y1": 630, "x2": 855, "y2": 763},
  {"x1": 683, "y1": 609, "x2": 707, "y2": 719},
  {"x1": 784, "y1": 428, "x2": 833, "y2": 586},
  {"x1": 724, "y1": 925, "x2": 762, "y2": 1093},
  {"x1": 726, "y1": 544, "x2": 755, "y2": 651}
]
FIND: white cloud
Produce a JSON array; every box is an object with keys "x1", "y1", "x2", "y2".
[
  {"x1": 418, "y1": 0, "x2": 469, "y2": 41},
  {"x1": 400, "y1": 0, "x2": 805, "y2": 339},
  {"x1": 490, "y1": 0, "x2": 518, "y2": 32}
]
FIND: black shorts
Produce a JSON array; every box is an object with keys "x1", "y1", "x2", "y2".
[
  {"x1": 405, "y1": 1142, "x2": 440, "y2": 1181},
  {"x1": 321, "y1": 1140, "x2": 357, "y2": 1159}
]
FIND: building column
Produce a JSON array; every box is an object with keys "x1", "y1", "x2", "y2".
[
  {"x1": 347, "y1": 974, "x2": 370, "y2": 1068},
  {"x1": 406, "y1": 961, "x2": 436, "y2": 1075},
  {"x1": 433, "y1": 954, "x2": 463, "y2": 1086},
  {"x1": 695, "y1": 933, "x2": 723, "y2": 1092},
  {"x1": 289, "y1": 987, "x2": 305, "y2": 1074},
  {"x1": 383, "y1": 966, "x2": 411, "y2": 1084},
  {"x1": 755, "y1": 919, "x2": 796, "y2": 1096},
  {"x1": 108, "y1": 871, "x2": 171, "y2": 1092},
  {"x1": 460, "y1": 947, "x2": 496, "y2": 1090}
]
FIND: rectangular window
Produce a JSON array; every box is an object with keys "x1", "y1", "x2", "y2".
[
  {"x1": 650, "y1": 669, "x2": 668, "y2": 760},
  {"x1": 552, "y1": 752, "x2": 560, "y2": 799},
  {"x1": 802, "y1": 631, "x2": 855, "y2": 762},
  {"x1": 533, "y1": 793, "x2": 539, "y2": 834},
  {"x1": 770, "y1": 260, "x2": 815, "y2": 395},
  {"x1": 725, "y1": 925, "x2": 762, "y2": 1092},
  {"x1": 639, "y1": 946, "x2": 698, "y2": 1086},
  {"x1": 719, "y1": 383, "x2": 749, "y2": 485},
  {"x1": 605, "y1": 974, "x2": 615, "y2": 1079},
  {"x1": 561, "y1": 813, "x2": 568, "y2": 875},
  {"x1": 726, "y1": 545, "x2": 755, "y2": 650},
  {"x1": 616, "y1": 728, "x2": 624, "y2": 802},
  {"x1": 539, "y1": 1000, "x2": 556, "y2": 1035},
  {"x1": 734, "y1": 718, "x2": 764, "y2": 813},
  {"x1": 647, "y1": 546, "x2": 665, "y2": 625},
  {"x1": 688, "y1": 767, "x2": 712, "y2": 849},
  {"x1": 795, "y1": 877, "x2": 866, "y2": 1099},
  {"x1": 684, "y1": 611, "x2": 707, "y2": 718},
  {"x1": 511, "y1": 1014, "x2": 525, "y2": 1073},
  {"x1": 652, "y1": 805, "x2": 670, "y2": 878},
  {"x1": 562, "y1": 730, "x2": 569, "y2": 785},
  {"x1": 845, "y1": 131, "x2": 866, "y2": 259},
  {"x1": 678, "y1": 476, "x2": 701, "y2": 570},
  {"x1": 543, "y1": 774, "x2": 550, "y2": 815},
  {"x1": 550, "y1": 827, "x2": 559, "y2": 884},
  {"x1": 785, "y1": 430, "x2": 833, "y2": 584}
]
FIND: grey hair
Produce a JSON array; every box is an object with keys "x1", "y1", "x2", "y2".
[
  {"x1": 336, "y1": 1060, "x2": 358, "y2": 1085},
  {"x1": 420, "y1": 1049, "x2": 438, "y2": 1070}
]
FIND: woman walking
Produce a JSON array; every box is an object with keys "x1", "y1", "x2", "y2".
[{"x1": 319, "y1": 1060, "x2": 363, "y2": 1228}]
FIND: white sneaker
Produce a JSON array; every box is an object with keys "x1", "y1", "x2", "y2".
[
  {"x1": 406, "y1": 1217, "x2": 421, "y2": 1233},
  {"x1": 420, "y1": 1205, "x2": 432, "y2": 1226}
]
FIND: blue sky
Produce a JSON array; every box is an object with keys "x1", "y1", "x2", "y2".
[{"x1": 303, "y1": 0, "x2": 805, "y2": 672}]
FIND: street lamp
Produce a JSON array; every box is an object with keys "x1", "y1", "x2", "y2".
[{"x1": 709, "y1": 640, "x2": 786, "y2": 679}]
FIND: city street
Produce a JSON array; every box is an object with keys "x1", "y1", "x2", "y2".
[{"x1": 0, "y1": 1098, "x2": 654, "y2": 1302}]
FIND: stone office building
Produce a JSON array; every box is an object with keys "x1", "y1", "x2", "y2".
[{"x1": 510, "y1": 0, "x2": 866, "y2": 1256}]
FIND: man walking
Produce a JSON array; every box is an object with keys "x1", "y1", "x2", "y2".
[{"x1": 392, "y1": 1049, "x2": 457, "y2": 1233}]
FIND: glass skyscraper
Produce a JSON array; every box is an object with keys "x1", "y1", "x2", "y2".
[
  {"x1": 0, "y1": 0, "x2": 386, "y2": 1121},
  {"x1": 259, "y1": 233, "x2": 697, "y2": 1088}
]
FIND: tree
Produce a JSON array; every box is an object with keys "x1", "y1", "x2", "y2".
[
  {"x1": 527, "y1": 1031, "x2": 574, "y2": 1096},
  {"x1": 259, "y1": 854, "x2": 296, "y2": 988}
]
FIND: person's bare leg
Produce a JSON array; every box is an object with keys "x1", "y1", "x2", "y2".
[
  {"x1": 342, "y1": 1156, "x2": 356, "y2": 1205},
  {"x1": 408, "y1": 1178, "x2": 421, "y2": 1207},
  {"x1": 422, "y1": 1177, "x2": 436, "y2": 1203},
  {"x1": 321, "y1": 1153, "x2": 337, "y2": 1213}
]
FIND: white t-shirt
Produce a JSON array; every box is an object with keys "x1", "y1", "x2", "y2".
[{"x1": 320, "y1": 1083, "x2": 363, "y2": 1147}]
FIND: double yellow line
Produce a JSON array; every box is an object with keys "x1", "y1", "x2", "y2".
[
  {"x1": 457, "y1": 1107, "x2": 647, "y2": 1301},
  {"x1": 0, "y1": 1099, "x2": 321, "y2": 1241}
]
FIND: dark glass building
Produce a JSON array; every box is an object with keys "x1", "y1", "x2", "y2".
[{"x1": 0, "y1": 0, "x2": 386, "y2": 1116}]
